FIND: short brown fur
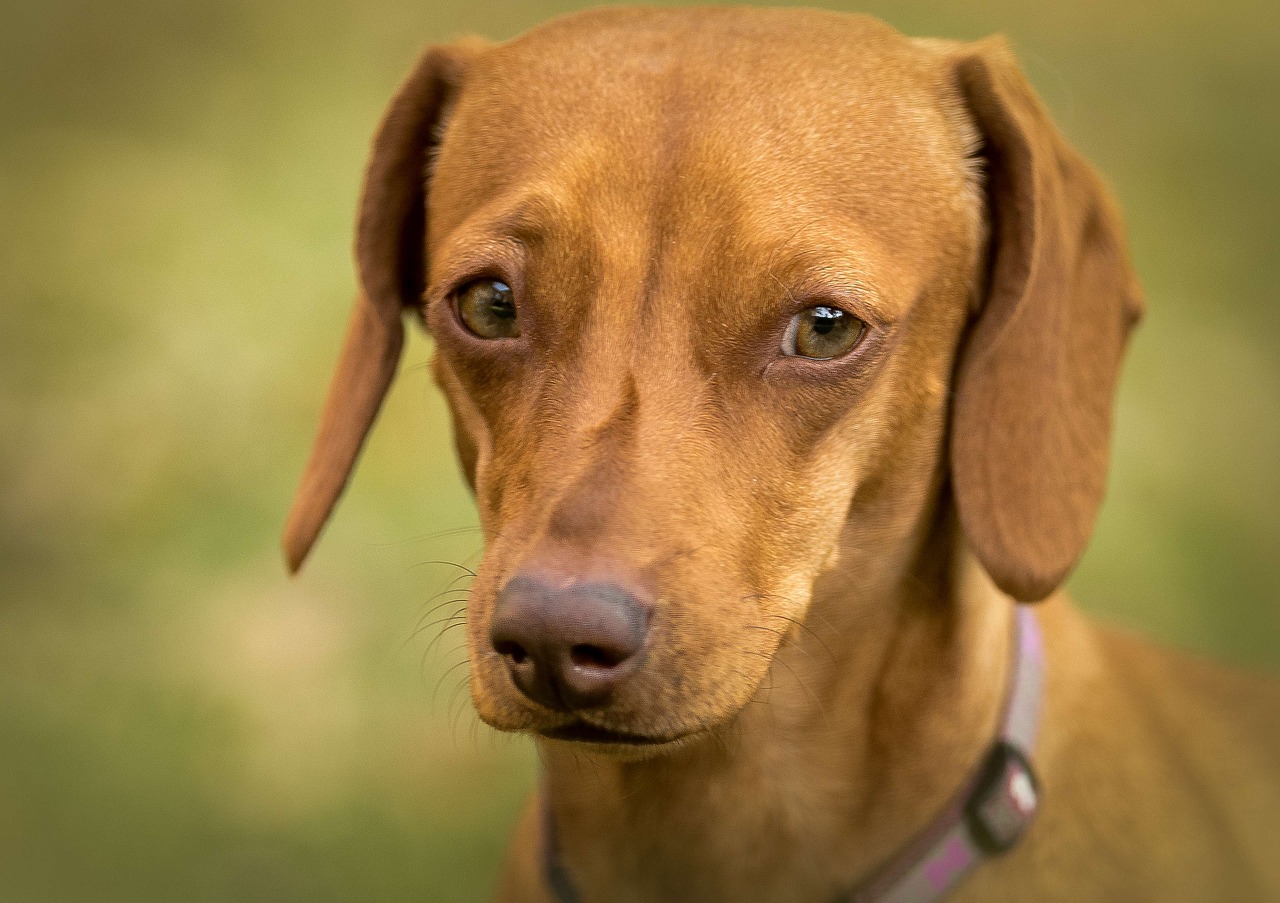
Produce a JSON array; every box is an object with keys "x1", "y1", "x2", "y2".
[{"x1": 283, "y1": 8, "x2": 1280, "y2": 900}]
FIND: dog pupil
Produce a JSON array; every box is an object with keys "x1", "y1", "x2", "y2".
[
  {"x1": 486, "y1": 281, "x2": 514, "y2": 318},
  {"x1": 811, "y1": 307, "x2": 841, "y2": 336}
]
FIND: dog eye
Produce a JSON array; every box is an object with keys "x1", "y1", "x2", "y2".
[
  {"x1": 782, "y1": 306, "x2": 865, "y2": 360},
  {"x1": 455, "y1": 279, "x2": 520, "y2": 339}
]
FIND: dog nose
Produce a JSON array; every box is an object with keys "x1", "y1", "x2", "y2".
[{"x1": 489, "y1": 574, "x2": 651, "y2": 711}]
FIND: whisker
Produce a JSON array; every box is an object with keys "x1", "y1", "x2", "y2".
[
  {"x1": 449, "y1": 674, "x2": 474, "y2": 733},
  {"x1": 422, "y1": 618, "x2": 469, "y2": 661},
  {"x1": 382, "y1": 524, "x2": 486, "y2": 548},
  {"x1": 415, "y1": 572, "x2": 476, "y2": 609},
  {"x1": 408, "y1": 560, "x2": 478, "y2": 577},
  {"x1": 766, "y1": 613, "x2": 838, "y2": 665},
  {"x1": 410, "y1": 602, "x2": 468, "y2": 638},
  {"x1": 433, "y1": 657, "x2": 472, "y2": 709},
  {"x1": 744, "y1": 623, "x2": 790, "y2": 642},
  {"x1": 412, "y1": 592, "x2": 471, "y2": 631},
  {"x1": 408, "y1": 602, "x2": 468, "y2": 643},
  {"x1": 740, "y1": 591, "x2": 840, "y2": 665},
  {"x1": 772, "y1": 655, "x2": 827, "y2": 722}
]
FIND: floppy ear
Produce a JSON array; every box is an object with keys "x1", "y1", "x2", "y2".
[
  {"x1": 282, "y1": 42, "x2": 482, "y2": 573},
  {"x1": 949, "y1": 38, "x2": 1144, "y2": 602}
]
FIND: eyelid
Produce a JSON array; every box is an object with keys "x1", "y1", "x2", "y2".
[
  {"x1": 427, "y1": 239, "x2": 527, "y2": 306},
  {"x1": 789, "y1": 295, "x2": 882, "y2": 331},
  {"x1": 454, "y1": 276, "x2": 512, "y2": 298},
  {"x1": 439, "y1": 271, "x2": 512, "y2": 305},
  {"x1": 777, "y1": 265, "x2": 890, "y2": 327}
]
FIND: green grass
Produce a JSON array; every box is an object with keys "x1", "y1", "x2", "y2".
[{"x1": 1, "y1": 0, "x2": 1277, "y2": 899}]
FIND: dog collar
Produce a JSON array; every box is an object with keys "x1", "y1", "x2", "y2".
[{"x1": 541, "y1": 606, "x2": 1044, "y2": 903}]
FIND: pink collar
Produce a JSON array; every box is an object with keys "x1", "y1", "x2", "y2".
[{"x1": 543, "y1": 606, "x2": 1045, "y2": 903}]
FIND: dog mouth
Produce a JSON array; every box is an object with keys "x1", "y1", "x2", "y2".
[{"x1": 538, "y1": 720, "x2": 685, "y2": 746}]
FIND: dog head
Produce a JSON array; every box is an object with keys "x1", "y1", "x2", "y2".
[{"x1": 283, "y1": 8, "x2": 1141, "y2": 750}]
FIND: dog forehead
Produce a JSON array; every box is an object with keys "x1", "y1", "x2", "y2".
[
  {"x1": 438, "y1": 9, "x2": 965, "y2": 205},
  {"x1": 488, "y1": 6, "x2": 924, "y2": 89}
]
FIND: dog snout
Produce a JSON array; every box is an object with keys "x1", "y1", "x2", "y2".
[{"x1": 489, "y1": 574, "x2": 651, "y2": 712}]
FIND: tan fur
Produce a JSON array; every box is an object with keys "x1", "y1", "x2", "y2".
[{"x1": 283, "y1": 8, "x2": 1280, "y2": 900}]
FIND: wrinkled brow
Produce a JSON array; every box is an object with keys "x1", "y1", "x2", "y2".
[
  {"x1": 428, "y1": 188, "x2": 582, "y2": 292},
  {"x1": 757, "y1": 234, "x2": 897, "y2": 327},
  {"x1": 441, "y1": 187, "x2": 578, "y2": 248}
]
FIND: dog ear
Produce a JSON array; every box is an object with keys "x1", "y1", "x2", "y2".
[
  {"x1": 282, "y1": 41, "x2": 483, "y2": 573},
  {"x1": 949, "y1": 38, "x2": 1144, "y2": 602}
]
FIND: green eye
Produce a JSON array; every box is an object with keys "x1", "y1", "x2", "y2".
[
  {"x1": 456, "y1": 279, "x2": 519, "y2": 339},
  {"x1": 782, "y1": 306, "x2": 865, "y2": 360}
]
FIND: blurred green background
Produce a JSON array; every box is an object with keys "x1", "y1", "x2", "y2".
[{"x1": 1, "y1": 0, "x2": 1276, "y2": 899}]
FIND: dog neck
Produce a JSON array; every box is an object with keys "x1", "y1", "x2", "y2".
[{"x1": 537, "y1": 517, "x2": 1015, "y2": 901}]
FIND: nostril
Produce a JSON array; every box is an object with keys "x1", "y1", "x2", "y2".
[
  {"x1": 570, "y1": 643, "x2": 627, "y2": 669},
  {"x1": 495, "y1": 639, "x2": 528, "y2": 665},
  {"x1": 490, "y1": 573, "x2": 651, "y2": 710}
]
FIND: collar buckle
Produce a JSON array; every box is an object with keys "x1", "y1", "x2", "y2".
[{"x1": 965, "y1": 740, "x2": 1040, "y2": 855}]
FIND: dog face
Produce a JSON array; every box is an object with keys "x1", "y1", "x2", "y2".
[{"x1": 283, "y1": 8, "x2": 1141, "y2": 751}]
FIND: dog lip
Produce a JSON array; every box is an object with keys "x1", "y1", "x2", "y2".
[{"x1": 539, "y1": 720, "x2": 678, "y2": 746}]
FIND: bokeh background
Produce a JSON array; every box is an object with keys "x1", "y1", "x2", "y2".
[{"x1": 1, "y1": 0, "x2": 1277, "y2": 899}]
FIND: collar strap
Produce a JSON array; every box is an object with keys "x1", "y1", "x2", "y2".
[
  {"x1": 542, "y1": 606, "x2": 1045, "y2": 903},
  {"x1": 846, "y1": 605, "x2": 1044, "y2": 902}
]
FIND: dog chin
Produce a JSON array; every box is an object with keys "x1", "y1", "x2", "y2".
[
  {"x1": 534, "y1": 721, "x2": 711, "y2": 761},
  {"x1": 472, "y1": 692, "x2": 717, "y2": 760},
  {"x1": 542, "y1": 732, "x2": 705, "y2": 762}
]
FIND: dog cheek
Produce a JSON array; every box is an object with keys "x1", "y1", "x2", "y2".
[
  {"x1": 471, "y1": 414, "x2": 545, "y2": 535},
  {"x1": 433, "y1": 357, "x2": 496, "y2": 502},
  {"x1": 767, "y1": 466, "x2": 867, "y2": 603},
  {"x1": 449, "y1": 561, "x2": 525, "y2": 729},
  {"x1": 819, "y1": 541, "x2": 843, "y2": 575},
  {"x1": 469, "y1": 667, "x2": 537, "y2": 731},
  {"x1": 465, "y1": 628, "x2": 541, "y2": 731},
  {"x1": 674, "y1": 581, "x2": 794, "y2": 725}
]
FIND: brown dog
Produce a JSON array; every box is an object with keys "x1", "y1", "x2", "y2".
[{"x1": 282, "y1": 8, "x2": 1280, "y2": 901}]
